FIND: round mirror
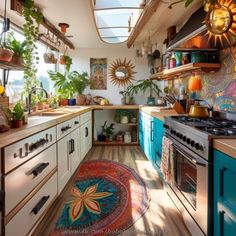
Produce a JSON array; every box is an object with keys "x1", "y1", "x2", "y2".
[{"x1": 109, "y1": 58, "x2": 136, "y2": 87}]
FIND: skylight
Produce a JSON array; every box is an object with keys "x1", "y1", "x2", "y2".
[{"x1": 91, "y1": 0, "x2": 143, "y2": 44}]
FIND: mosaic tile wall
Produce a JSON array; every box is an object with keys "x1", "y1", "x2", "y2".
[{"x1": 174, "y1": 47, "x2": 236, "y2": 113}]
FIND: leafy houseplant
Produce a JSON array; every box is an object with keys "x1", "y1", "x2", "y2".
[
  {"x1": 60, "y1": 55, "x2": 72, "y2": 72},
  {"x1": 126, "y1": 79, "x2": 162, "y2": 105},
  {"x1": 101, "y1": 121, "x2": 115, "y2": 142},
  {"x1": 22, "y1": 0, "x2": 43, "y2": 95},
  {"x1": 12, "y1": 102, "x2": 24, "y2": 128},
  {"x1": 5, "y1": 33, "x2": 27, "y2": 66},
  {"x1": 114, "y1": 109, "x2": 135, "y2": 124}
]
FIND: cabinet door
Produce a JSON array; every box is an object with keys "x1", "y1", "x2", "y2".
[
  {"x1": 143, "y1": 124, "x2": 152, "y2": 161},
  {"x1": 81, "y1": 120, "x2": 92, "y2": 159},
  {"x1": 214, "y1": 150, "x2": 236, "y2": 236},
  {"x1": 70, "y1": 128, "x2": 81, "y2": 174},
  {"x1": 57, "y1": 135, "x2": 71, "y2": 194}
]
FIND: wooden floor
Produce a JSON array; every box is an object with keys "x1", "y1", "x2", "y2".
[{"x1": 34, "y1": 146, "x2": 191, "y2": 236}]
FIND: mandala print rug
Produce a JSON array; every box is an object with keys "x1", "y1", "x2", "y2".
[{"x1": 50, "y1": 160, "x2": 150, "y2": 236}]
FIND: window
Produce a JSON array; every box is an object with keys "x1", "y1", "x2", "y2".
[{"x1": 0, "y1": 20, "x2": 57, "y2": 104}]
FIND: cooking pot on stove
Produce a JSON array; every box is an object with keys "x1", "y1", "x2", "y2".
[{"x1": 189, "y1": 105, "x2": 209, "y2": 118}]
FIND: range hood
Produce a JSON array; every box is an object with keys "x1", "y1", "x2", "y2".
[{"x1": 167, "y1": 6, "x2": 234, "y2": 51}]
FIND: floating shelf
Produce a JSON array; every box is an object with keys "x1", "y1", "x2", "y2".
[
  {"x1": 94, "y1": 141, "x2": 138, "y2": 146},
  {"x1": 150, "y1": 63, "x2": 221, "y2": 80},
  {"x1": 0, "y1": 61, "x2": 28, "y2": 71}
]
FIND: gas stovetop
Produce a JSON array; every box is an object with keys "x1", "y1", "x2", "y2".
[{"x1": 171, "y1": 116, "x2": 236, "y2": 137}]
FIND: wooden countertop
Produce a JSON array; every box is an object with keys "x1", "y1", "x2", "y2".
[
  {"x1": 0, "y1": 106, "x2": 92, "y2": 149},
  {"x1": 213, "y1": 139, "x2": 236, "y2": 159},
  {"x1": 0, "y1": 104, "x2": 176, "y2": 148},
  {"x1": 140, "y1": 106, "x2": 179, "y2": 121}
]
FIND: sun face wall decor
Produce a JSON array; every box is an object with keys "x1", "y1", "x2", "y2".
[
  {"x1": 205, "y1": 0, "x2": 236, "y2": 46},
  {"x1": 109, "y1": 58, "x2": 136, "y2": 87}
]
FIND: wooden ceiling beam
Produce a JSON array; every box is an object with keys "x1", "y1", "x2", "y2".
[
  {"x1": 126, "y1": 0, "x2": 161, "y2": 48},
  {"x1": 10, "y1": 0, "x2": 75, "y2": 50}
]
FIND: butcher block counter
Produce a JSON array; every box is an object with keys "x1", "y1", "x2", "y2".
[{"x1": 213, "y1": 139, "x2": 236, "y2": 159}]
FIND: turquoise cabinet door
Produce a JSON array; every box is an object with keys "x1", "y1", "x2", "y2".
[{"x1": 214, "y1": 150, "x2": 236, "y2": 236}]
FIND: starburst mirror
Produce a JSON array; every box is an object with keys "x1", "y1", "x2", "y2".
[
  {"x1": 109, "y1": 58, "x2": 136, "y2": 87},
  {"x1": 205, "y1": 0, "x2": 236, "y2": 46}
]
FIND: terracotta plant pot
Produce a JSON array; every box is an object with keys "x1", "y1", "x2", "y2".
[
  {"x1": 12, "y1": 120, "x2": 23, "y2": 128},
  {"x1": 76, "y1": 95, "x2": 86, "y2": 105},
  {"x1": 59, "y1": 55, "x2": 66, "y2": 65},
  {"x1": 59, "y1": 98, "x2": 68, "y2": 106},
  {"x1": 37, "y1": 102, "x2": 45, "y2": 110},
  {"x1": 0, "y1": 48, "x2": 13, "y2": 62},
  {"x1": 11, "y1": 55, "x2": 25, "y2": 66},
  {"x1": 32, "y1": 105, "x2": 38, "y2": 112},
  {"x1": 44, "y1": 103, "x2": 50, "y2": 109}
]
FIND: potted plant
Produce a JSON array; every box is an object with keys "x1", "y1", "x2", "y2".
[
  {"x1": 5, "y1": 33, "x2": 27, "y2": 66},
  {"x1": 0, "y1": 32, "x2": 13, "y2": 62},
  {"x1": 60, "y1": 55, "x2": 72, "y2": 71},
  {"x1": 70, "y1": 71, "x2": 89, "y2": 105},
  {"x1": 127, "y1": 79, "x2": 162, "y2": 105},
  {"x1": 48, "y1": 95, "x2": 59, "y2": 109},
  {"x1": 114, "y1": 109, "x2": 134, "y2": 124},
  {"x1": 102, "y1": 121, "x2": 115, "y2": 142},
  {"x1": 31, "y1": 94, "x2": 39, "y2": 112},
  {"x1": 12, "y1": 102, "x2": 24, "y2": 128},
  {"x1": 119, "y1": 89, "x2": 134, "y2": 105},
  {"x1": 48, "y1": 70, "x2": 76, "y2": 106}
]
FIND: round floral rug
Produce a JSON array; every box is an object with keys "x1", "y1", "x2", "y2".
[{"x1": 50, "y1": 160, "x2": 150, "y2": 236}]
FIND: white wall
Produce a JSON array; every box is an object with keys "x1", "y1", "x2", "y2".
[{"x1": 70, "y1": 45, "x2": 157, "y2": 105}]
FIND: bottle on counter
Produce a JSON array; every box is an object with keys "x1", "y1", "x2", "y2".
[{"x1": 124, "y1": 132, "x2": 131, "y2": 143}]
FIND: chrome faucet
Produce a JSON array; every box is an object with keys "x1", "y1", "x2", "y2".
[{"x1": 28, "y1": 87, "x2": 49, "y2": 114}]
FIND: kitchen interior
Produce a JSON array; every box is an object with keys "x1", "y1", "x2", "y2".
[{"x1": 0, "y1": 0, "x2": 235, "y2": 235}]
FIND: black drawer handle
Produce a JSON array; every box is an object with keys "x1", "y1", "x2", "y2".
[
  {"x1": 220, "y1": 167, "x2": 226, "y2": 197},
  {"x1": 32, "y1": 195, "x2": 50, "y2": 215},
  {"x1": 220, "y1": 210, "x2": 225, "y2": 236},
  {"x1": 85, "y1": 127, "x2": 88, "y2": 137},
  {"x1": 61, "y1": 126, "x2": 71, "y2": 132},
  {"x1": 71, "y1": 139, "x2": 75, "y2": 153},
  {"x1": 29, "y1": 138, "x2": 48, "y2": 152},
  {"x1": 74, "y1": 121, "x2": 79, "y2": 125},
  {"x1": 156, "y1": 151, "x2": 162, "y2": 159},
  {"x1": 31, "y1": 162, "x2": 49, "y2": 177}
]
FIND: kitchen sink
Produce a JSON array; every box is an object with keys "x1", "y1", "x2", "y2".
[{"x1": 40, "y1": 111, "x2": 68, "y2": 116}]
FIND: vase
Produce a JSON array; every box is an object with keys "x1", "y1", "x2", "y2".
[
  {"x1": 68, "y1": 98, "x2": 76, "y2": 106},
  {"x1": 120, "y1": 116, "x2": 129, "y2": 124},
  {"x1": 59, "y1": 98, "x2": 68, "y2": 106},
  {"x1": 76, "y1": 95, "x2": 86, "y2": 105}
]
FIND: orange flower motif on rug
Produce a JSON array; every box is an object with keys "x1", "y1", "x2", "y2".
[{"x1": 68, "y1": 184, "x2": 112, "y2": 222}]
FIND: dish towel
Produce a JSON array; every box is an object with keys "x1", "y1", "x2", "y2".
[{"x1": 161, "y1": 136, "x2": 174, "y2": 185}]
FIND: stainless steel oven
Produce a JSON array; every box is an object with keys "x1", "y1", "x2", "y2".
[{"x1": 165, "y1": 135, "x2": 210, "y2": 236}]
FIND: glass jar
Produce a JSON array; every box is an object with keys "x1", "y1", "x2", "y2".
[{"x1": 124, "y1": 132, "x2": 131, "y2": 143}]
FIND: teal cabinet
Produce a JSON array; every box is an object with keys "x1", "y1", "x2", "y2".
[
  {"x1": 214, "y1": 150, "x2": 236, "y2": 236},
  {"x1": 139, "y1": 111, "x2": 164, "y2": 175}
]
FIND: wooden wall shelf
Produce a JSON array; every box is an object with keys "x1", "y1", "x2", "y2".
[
  {"x1": 0, "y1": 61, "x2": 28, "y2": 71},
  {"x1": 150, "y1": 63, "x2": 221, "y2": 80}
]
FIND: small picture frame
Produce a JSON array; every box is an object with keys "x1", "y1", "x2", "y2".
[{"x1": 161, "y1": 53, "x2": 170, "y2": 71}]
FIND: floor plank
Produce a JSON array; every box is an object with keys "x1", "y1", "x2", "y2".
[{"x1": 34, "y1": 146, "x2": 191, "y2": 236}]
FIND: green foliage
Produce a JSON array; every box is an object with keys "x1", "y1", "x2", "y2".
[
  {"x1": 5, "y1": 33, "x2": 27, "y2": 57},
  {"x1": 126, "y1": 79, "x2": 161, "y2": 98},
  {"x1": 22, "y1": 0, "x2": 43, "y2": 94},
  {"x1": 101, "y1": 121, "x2": 115, "y2": 136},
  {"x1": 114, "y1": 109, "x2": 135, "y2": 122},
  {"x1": 62, "y1": 55, "x2": 73, "y2": 72},
  {"x1": 12, "y1": 102, "x2": 24, "y2": 120},
  {"x1": 70, "y1": 71, "x2": 89, "y2": 95}
]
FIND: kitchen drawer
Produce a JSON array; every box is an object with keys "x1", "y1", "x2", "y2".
[
  {"x1": 5, "y1": 144, "x2": 57, "y2": 215},
  {"x1": 72, "y1": 116, "x2": 80, "y2": 130},
  {"x1": 5, "y1": 172, "x2": 57, "y2": 236},
  {"x1": 80, "y1": 111, "x2": 91, "y2": 125},
  {"x1": 57, "y1": 118, "x2": 74, "y2": 140},
  {"x1": 4, "y1": 127, "x2": 56, "y2": 174}
]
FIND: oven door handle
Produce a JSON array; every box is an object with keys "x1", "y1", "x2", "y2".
[{"x1": 172, "y1": 143, "x2": 206, "y2": 167}]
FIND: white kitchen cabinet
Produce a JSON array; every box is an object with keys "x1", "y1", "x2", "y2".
[
  {"x1": 57, "y1": 127, "x2": 81, "y2": 194},
  {"x1": 81, "y1": 120, "x2": 92, "y2": 159}
]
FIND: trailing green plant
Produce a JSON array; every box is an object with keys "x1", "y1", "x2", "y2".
[
  {"x1": 12, "y1": 102, "x2": 24, "y2": 121},
  {"x1": 126, "y1": 79, "x2": 161, "y2": 98},
  {"x1": 61, "y1": 55, "x2": 72, "y2": 72},
  {"x1": 22, "y1": 0, "x2": 43, "y2": 94},
  {"x1": 5, "y1": 32, "x2": 27, "y2": 57},
  {"x1": 101, "y1": 121, "x2": 115, "y2": 137}
]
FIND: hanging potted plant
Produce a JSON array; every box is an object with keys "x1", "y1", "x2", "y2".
[
  {"x1": 43, "y1": 48, "x2": 58, "y2": 64},
  {"x1": 60, "y1": 48, "x2": 72, "y2": 71},
  {"x1": 5, "y1": 32, "x2": 27, "y2": 66},
  {"x1": 11, "y1": 102, "x2": 24, "y2": 128},
  {"x1": 70, "y1": 71, "x2": 89, "y2": 105},
  {"x1": 0, "y1": 33, "x2": 13, "y2": 62}
]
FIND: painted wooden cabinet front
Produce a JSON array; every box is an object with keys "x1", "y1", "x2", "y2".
[{"x1": 214, "y1": 150, "x2": 236, "y2": 236}]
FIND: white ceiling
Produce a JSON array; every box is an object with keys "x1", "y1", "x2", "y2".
[{"x1": 0, "y1": 0, "x2": 203, "y2": 51}]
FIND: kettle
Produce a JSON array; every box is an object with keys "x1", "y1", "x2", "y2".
[{"x1": 188, "y1": 99, "x2": 213, "y2": 118}]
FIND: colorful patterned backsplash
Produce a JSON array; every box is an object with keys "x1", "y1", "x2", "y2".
[{"x1": 174, "y1": 47, "x2": 236, "y2": 113}]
